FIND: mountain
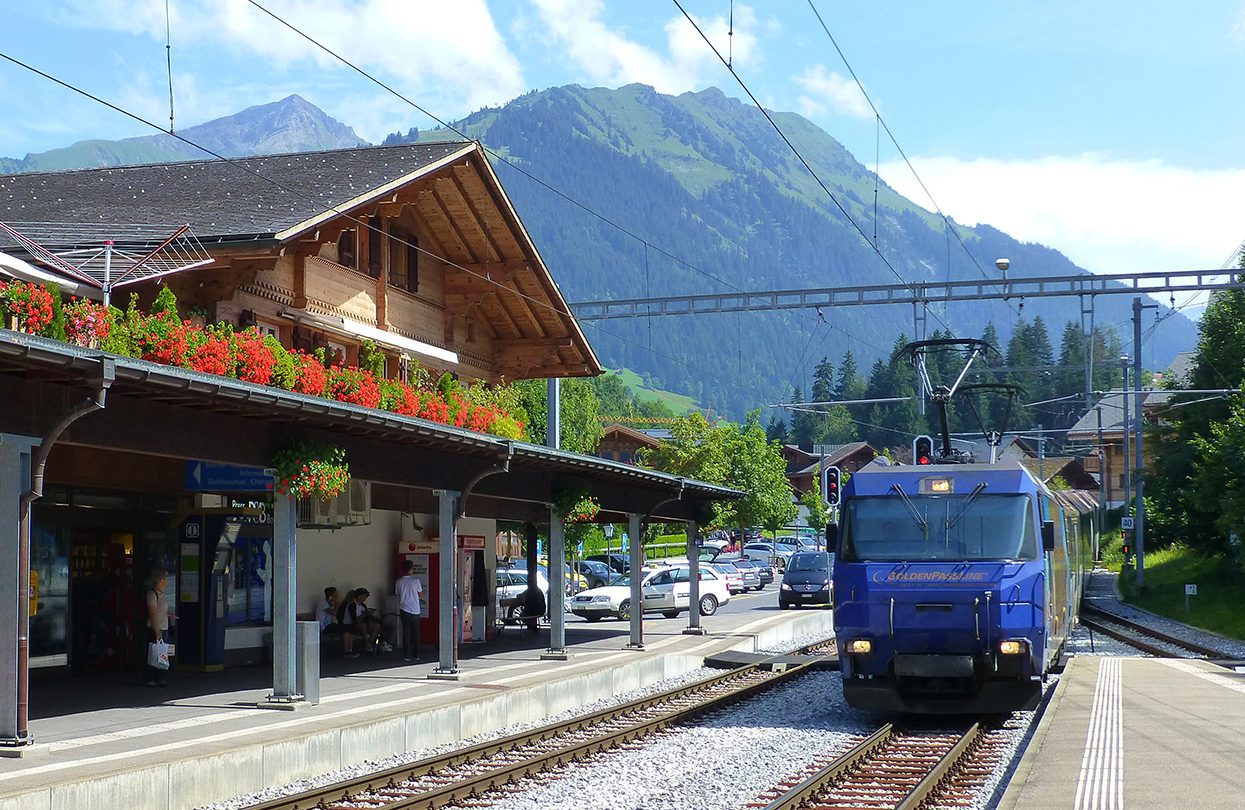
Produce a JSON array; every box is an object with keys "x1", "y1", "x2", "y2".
[
  {"x1": 0, "y1": 95, "x2": 366, "y2": 173},
  {"x1": 399, "y1": 84, "x2": 1198, "y2": 416}
]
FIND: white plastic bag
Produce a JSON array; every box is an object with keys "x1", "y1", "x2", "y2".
[{"x1": 147, "y1": 641, "x2": 171, "y2": 671}]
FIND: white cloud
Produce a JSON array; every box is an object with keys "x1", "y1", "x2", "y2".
[
  {"x1": 794, "y1": 64, "x2": 872, "y2": 120},
  {"x1": 529, "y1": 0, "x2": 762, "y2": 93},
  {"x1": 877, "y1": 154, "x2": 1245, "y2": 279},
  {"x1": 1233, "y1": 9, "x2": 1245, "y2": 43},
  {"x1": 52, "y1": 0, "x2": 526, "y2": 132}
]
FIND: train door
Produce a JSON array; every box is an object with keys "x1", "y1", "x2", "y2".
[{"x1": 1042, "y1": 496, "x2": 1069, "y2": 659}]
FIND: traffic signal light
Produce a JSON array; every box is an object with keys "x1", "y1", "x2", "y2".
[
  {"x1": 822, "y1": 465, "x2": 841, "y2": 507},
  {"x1": 913, "y1": 435, "x2": 934, "y2": 465},
  {"x1": 1120, "y1": 531, "x2": 1131, "y2": 558}
]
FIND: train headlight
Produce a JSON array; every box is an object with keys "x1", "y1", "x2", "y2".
[
  {"x1": 846, "y1": 639, "x2": 873, "y2": 654},
  {"x1": 999, "y1": 640, "x2": 1028, "y2": 655}
]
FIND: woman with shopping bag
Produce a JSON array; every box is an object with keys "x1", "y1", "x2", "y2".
[{"x1": 143, "y1": 568, "x2": 175, "y2": 687}]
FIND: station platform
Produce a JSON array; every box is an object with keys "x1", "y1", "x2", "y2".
[
  {"x1": 1001, "y1": 655, "x2": 1245, "y2": 809},
  {"x1": 0, "y1": 607, "x2": 833, "y2": 810}
]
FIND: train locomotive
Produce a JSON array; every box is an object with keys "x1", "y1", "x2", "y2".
[{"x1": 830, "y1": 457, "x2": 1094, "y2": 713}]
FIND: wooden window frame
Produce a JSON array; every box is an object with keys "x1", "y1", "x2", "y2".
[
  {"x1": 337, "y1": 229, "x2": 357, "y2": 269},
  {"x1": 405, "y1": 232, "x2": 419, "y2": 292},
  {"x1": 367, "y1": 215, "x2": 383, "y2": 279}
]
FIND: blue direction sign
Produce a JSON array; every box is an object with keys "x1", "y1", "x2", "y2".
[{"x1": 184, "y1": 461, "x2": 272, "y2": 492}]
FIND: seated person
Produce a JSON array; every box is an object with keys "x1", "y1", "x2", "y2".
[
  {"x1": 318, "y1": 586, "x2": 354, "y2": 655},
  {"x1": 520, "y1": 585, "x2": 546, "y2": 633},
  {"x1": 342, "y1": 587, "x2": 382, "y2": 655}
]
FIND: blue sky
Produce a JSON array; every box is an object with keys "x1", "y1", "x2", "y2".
[{"x1": 2, "y1": 1, "x2": 1243, "y2": 307}]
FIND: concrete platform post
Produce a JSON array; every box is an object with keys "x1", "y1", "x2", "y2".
[
  {"x1": 683, "y1": 520, "x2": 706, "y2": 635},
  {"x1": 0, "y1": 435, "x2": 35, "y2": 751},
  {"x1": 543, "y1": 508, "x2": 568, "y2": 659},
  {"x1": 263, "y1": 491, "x2": 303, "y2": 708},
  {"x1": 433, "y1": 489, "x2": 460, "y2": 677},
  {"x1": 626, "y1": 512, "x2": 644, "y2": 650}
]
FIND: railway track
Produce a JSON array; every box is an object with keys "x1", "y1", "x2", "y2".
[
  {"x1": 747, "y1": 721, "x2": 1012, "y2": 809},
  {"x1": 1080, "y1": 605, "x2": 1233, "y2": 659},
  {"x1": 245, "y1": 641, "x2": 835, "y2": 810}
]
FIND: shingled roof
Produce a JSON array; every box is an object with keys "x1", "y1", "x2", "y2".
[{"x1": 0, "y1": 141, "x2": 473, "y2": 245}]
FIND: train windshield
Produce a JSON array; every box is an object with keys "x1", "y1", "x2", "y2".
[{"x1": 839, "y1": 494, "x2": 1036, "y2": 562}]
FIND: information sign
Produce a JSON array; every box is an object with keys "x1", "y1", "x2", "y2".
[
  {"x1": 184, "y1": 461, "x2": 272, "y2": 492},
  {"x1": 1185, "y1": 584, "x2": 1198, "y2": 595}
]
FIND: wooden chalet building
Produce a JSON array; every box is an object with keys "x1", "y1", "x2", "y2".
[
  {"x1": 596, "y1": 423, "x2": 661, "y2": 465},
  {"x1": 783, "y1": 442, "x2": 880, "y2": 496},
  {"x1": 0, "y1": 141, "x2": 599, "y2": 384}
]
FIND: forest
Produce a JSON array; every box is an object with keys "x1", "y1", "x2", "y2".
[{"x1": 765, "y1": 317, "x2": 1125, "y2": 456}]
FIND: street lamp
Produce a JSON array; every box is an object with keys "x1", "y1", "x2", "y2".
[{"x1": 1120, "y1": 355, "x2": 1130, "y2": 519}]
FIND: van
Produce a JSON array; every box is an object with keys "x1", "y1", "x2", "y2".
[{"x1": 778, "y1": 551, "x2": 833, "y2": 609}]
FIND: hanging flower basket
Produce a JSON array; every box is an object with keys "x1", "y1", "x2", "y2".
[
  {"x1": 272, "y1": 442, "x2": 349, "y2": 502},
  {"x1": 553, "y1": 487, "x2": 601, "y2": 525}
]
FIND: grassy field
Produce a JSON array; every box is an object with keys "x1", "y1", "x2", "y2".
[
  {"x1": 608, "y1": 368, "x2": 698, "y2": 415},
  {"x1": 1102, "y1": 532, "x2": 1245, "y2": 641}
]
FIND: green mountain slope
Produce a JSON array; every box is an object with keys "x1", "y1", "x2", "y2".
[
  {"x1": 404, "y1": 84, "x2": 1196, "y2": 416},
  {"x1": 1, "y1": 95, "x2": 366, "y2": 172}
]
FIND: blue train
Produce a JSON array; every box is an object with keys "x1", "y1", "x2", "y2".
[{"x1": 830, "y1": 457, "x2": 1095, "y2": 714}]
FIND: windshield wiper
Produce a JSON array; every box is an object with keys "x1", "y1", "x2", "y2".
[
  {"x1": 889, "y1": 483, "x2": 929, "y2": 533},
  {"x1": 946, "y1": 482, "x2": 988, "y2": 530}
]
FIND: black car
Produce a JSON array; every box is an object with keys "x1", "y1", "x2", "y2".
[
  {"x1": 586, "y1": 552, "x2": 631, "y2": 575},
  {"x1": 779, "y1": 551, "x2": 833, "y2": 608},
  {"x1": 574, "y1": 559, "x2": 614, "y2": 588}
]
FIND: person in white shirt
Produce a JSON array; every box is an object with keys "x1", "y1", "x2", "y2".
[{"x1": 395, "y1": 560, "x2": 424, "y2": 662}]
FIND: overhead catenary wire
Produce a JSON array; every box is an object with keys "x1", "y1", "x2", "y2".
[
  {"x1": 242, "y1": 0, "x2": 884, "y2": 399},
  {"x1": 803, "y1": 0, "x2": 1019, "y2": 317},
  {"x1": 670, "y1": 0, "x2": 953, "y2": 335}
]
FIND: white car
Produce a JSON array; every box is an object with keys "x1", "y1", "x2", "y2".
[
  {"x1": 569, "y1": 565, "x2": 730, "y2": 622},
  {"x1": 742, "y1": 542, "x2": 795, "y2": 565},
  {"x1": 496, "y1": 568, "x2": 549, "y2": 604}
]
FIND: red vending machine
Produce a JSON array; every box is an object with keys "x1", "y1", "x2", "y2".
[{"x1": 399, "y1": 536, "x2": 487, "y2": 646}]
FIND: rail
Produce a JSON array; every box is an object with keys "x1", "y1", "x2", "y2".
[
  {"x1": 757, "y1": 723, "x2": 987, "y2": 809},
  {"x1": 1080, "y1": 605, "x2": 1235, "y2": 659},
  {"x1": 246, "y1": 641, "x2": 835, "y2": 810}
]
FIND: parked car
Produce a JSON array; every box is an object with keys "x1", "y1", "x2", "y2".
[
  {"x1": 700, "y1": 530, "x2": 732, "y2": 553},
  {"x1": 742, "y1": 542, "x2": 794, "y2": 567},
  {"x1": 495, "y1": 568, "x2": 550, "y2": 611},
  {"x1": 778, "y1": 551, "x2": 833, "y2": 609},
  {"x1": 727, "y1": 558, "x2": 762, "y2": 591},
  {"x1": 710, "y1": 562, "x2": 746, "y2": 594},
  {"x1": 574, "y1": 559, "x2": 615, "y2": 589},
  {"x1": 776, "y1": 535, "x2": 819, "y2": 551},
  {"x1": 586, "y1": 552, "x2": 631, "y2": 575},
  {"x1": 569, "y1": 565, "x2": 729, "y2": 621},
  {"x1": 735, "y1": 558, "x2": 774, "y2": 588}
]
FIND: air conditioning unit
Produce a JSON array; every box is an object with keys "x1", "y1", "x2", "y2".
[
  {"x1": 340, "y1": 479, "x2": 371, "y2": 526},
  {"x1": 296, "y1": 480, "x2": 371, "y2": 529}
]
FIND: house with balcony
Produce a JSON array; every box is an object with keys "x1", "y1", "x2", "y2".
[{"x1": 0, "y1": 140, "x2": 599, "y2": 384}]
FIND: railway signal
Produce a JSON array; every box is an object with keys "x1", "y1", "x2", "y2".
[
  {"x1": 822, "y1": 465, "x2": 841, "y2": 507},
  {"x1": 913, "y1": 435, "x2": 934, "y2": 465}
]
